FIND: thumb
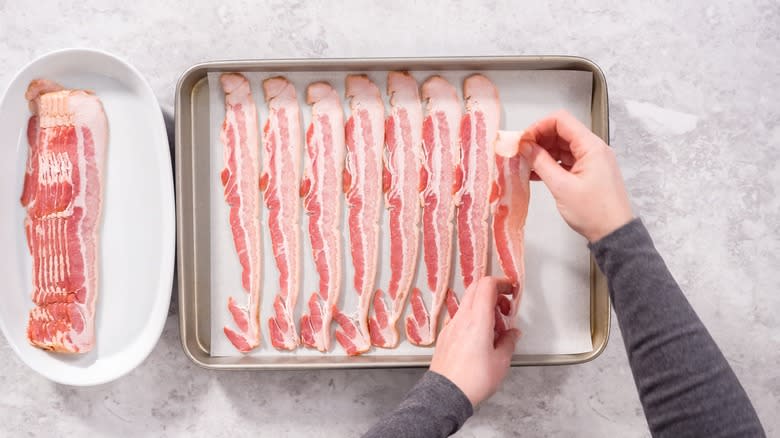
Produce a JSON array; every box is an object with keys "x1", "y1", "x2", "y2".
[
  {"x1": 494, "y1": 328, "x2": 521, "y2": 359},
  {"x1": 520, "y1": 142, "x2": 574, "y2": 194}
]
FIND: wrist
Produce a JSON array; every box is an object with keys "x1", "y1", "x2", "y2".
[
  {"x1": 587, "y1": 214, "x2": 634, "y2": 243},
  {"x1": 427, "y1": 370, "x2": 478, "y2": 408}
]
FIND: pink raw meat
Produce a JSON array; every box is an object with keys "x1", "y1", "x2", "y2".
[
  {"x1": 220, "y1": 73, "x2": 263, "y2": 353},
  {"x1": 299, "y1": 82, "x2": 345, "y2": 352},
  {"x1": 22, "y1": 79, "x2": 107, "y2": 353},
  {"x1": 492, "y1": 130, "x2": 530, "y2": 331},
  {"x1": 261, "y1": 76, "x2": 303, "y2": 351},
  {"x1": 368, "y1": 72, "x2": 423, "y2": 348},
  {"x1": 405, "y1": 76, "x2": 462, "y2": 346},
  {"x1": 333, "y1": 75, "x2": 384, "y2": 356},
  {"x1": 456, "y1": 74, "x2": 500, "y2": 289}
]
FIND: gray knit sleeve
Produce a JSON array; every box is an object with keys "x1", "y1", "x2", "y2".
[
  {"x1": 362, "y1": 371, "x2": 473, "y2": 438},
  {"x1": 589, "y1": 218, "x2": 765, "y2": 437}
]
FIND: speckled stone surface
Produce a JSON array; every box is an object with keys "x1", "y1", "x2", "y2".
[{"x1": 1, "y1": 1, "x2": 778, "y2": 436}]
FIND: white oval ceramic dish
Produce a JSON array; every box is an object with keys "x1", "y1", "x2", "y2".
[{"x1": 0, "y1": 48, "x2": 174, "y2": 386}]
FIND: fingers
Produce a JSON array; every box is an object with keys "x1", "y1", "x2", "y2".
[
  {"x1": 521, "y1": 110, "x2": 588, "y2": 146},
  {"x1": 521, "y1": 110, "x2": 599, "y2": 160},
  {"x1": 473, "y1": 277, "x2": 514, "y2": 328},
  {"x1": 522, "y1": 143, "x2": 575, "y2": 194},
  {"x1": 458, "y1": 280, "x2": 479, "y2": 310},
  {"x1": 494, "y1": 328, "x2": 521, "y2": 359}
]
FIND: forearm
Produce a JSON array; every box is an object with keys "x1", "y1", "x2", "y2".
[
  {"x1": 363, "y1": 371, "x2": 473, "y2": 438},
  {"x1": 590, "y1": 219, "x2": 764, "y2": 437}
]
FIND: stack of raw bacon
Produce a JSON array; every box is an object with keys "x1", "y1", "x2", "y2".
[{"x1": 218, "y1": 72, "x2": 531, "y2": 356}]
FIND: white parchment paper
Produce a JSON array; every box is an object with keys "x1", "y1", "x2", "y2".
[{"x1": 208, "y1": 69, "x2": 594, "y2": 358}]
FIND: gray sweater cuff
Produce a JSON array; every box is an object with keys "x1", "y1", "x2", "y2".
[
  {"x1": 418, "y1": 370, "x2": 474, "y2": 423},
  {"x1": 587, "y1": 217, "x2": 648, "y2": 259},
  {"x1": 362, "y1": 370, "x2": 473, "y2": 438}
]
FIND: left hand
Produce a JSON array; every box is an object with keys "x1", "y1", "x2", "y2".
[{"x1": 430, "y1": 276, "x2": 521, "y2": 407}]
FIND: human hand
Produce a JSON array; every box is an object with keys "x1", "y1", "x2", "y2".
[
  {"x1": 430, "y1": 277, "x2": 521, "y2": 407},
  {"x1": 519, "y1": 110, "x2": 633, "y2": 242}
]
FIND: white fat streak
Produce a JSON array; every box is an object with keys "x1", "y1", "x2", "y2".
[
  {"x1": 314, "y1": 104, "x2": 343, "y2": 309},
  {"x1": 352, "y1": 106, "x2": 372, "y2": 297},
  {"x1": 343, "y1": 86, "x2": 383, "y2": 347},
  {"x1": 462, "y1": 101, "x2": 496, "y2": 282},
  {"x1": 56, "y1": 218, "x2": 63, "y2": 285},
  {"x1": 432, "y1": 109, "x2": 456, "y2": 315},
  {"x1": 354, "y1": 101, "x2": 382, "y2": 301},
  {"x1": 37, "y1": 151, "x2": 72, "y2": 185},
  {"x1": 230, "y1": 105, "x2": 248, "y2": 313},
  {"x1": 388, "y1": 102, "x2": 421, "y2": 316},
  {"x1": 305, "y1": 101, "x2": 344, "y2": 347},
  {"x1": 223, "y1": 87, "x2": 262, "y2": 345},
  {"x1": 242, "y1": 101, "x2": 262, "y2": 333},
  {"x1": 63, "y1": 214, "x2": 70, "y2": 281},
  {"x1": 70, "y1": 119, "x2": 90, "y2": 345},
  {"x1": 226, "y1": 103, "x2": 251, "y2": 315},
  {"x1": 41, "y1": 220, "x2": 48, "y2": 298},
  {"x1": 48, "y1": 218, "x2": 55, "y2": 291},
  {"x1": 428, "y1": 116, "x2": 444, "y2": 295},
  {"x1": 35, "y1": 223, "x2": 42, "y2": 299},
  {"x1": 266, "y1": 93, "x2": 301, "y2": 328}
]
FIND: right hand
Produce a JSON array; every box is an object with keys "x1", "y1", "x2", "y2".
[{"x1": 519, "y1": 110, "x2": 633, "y2": 243}]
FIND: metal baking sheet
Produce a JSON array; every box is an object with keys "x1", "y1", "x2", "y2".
[{"x1": 175, "y1": 56, "x2": 611, "y2": 369}]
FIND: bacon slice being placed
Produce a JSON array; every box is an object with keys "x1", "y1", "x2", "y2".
[
  {"x1": 220, "y1": 73, "x2": 263, "y2": 353},
  {"x1": 456, "y1": 74, "x2": 501, "y2": 289},
  {"x1": 368, "y1": 72, "x2": 423, "y2": 348},
  {"x1": 492, "y1": 130, "x2": 531, "y2": 331},
  {"x1": 333, "y1": 75, "x2": 384, "y2": 355},
  {"x1": 261, "y1": 77, "x2": 303, "y2": 351},
  {"x1": 405, "y1": 76, "x2": 463, "y2": 346},
  {"x1": 22, "y1": 79, "x2": 107, "y2": 353},
  {"x1": 299, "y1": 82, "x2": 345, "y2": 352}
]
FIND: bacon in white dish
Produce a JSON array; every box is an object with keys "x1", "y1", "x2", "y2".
[
  {"x1": 22, "y1": 79, "x2": 107, "y2": 353},
  {"x1": 261, "y1": 76, "x2": 303, "y2": 351},
  {"x1": 333, "y1": 75, "x2": 384, "y2": 355},
  {"x1": 492, "y1": 130, "x2": 530, "y2": 331},
  {"x1": 405, "y1": 76, "x2": 462, "y2": 346},
  {"x1": 220, "y1": 73, "x2": 263, "y2": 353},
  {"x1": 456, "y1": 74, "x2": 500, "y2": 288},
  {"x1": 368, "y1": 72, "x2": 423, "y2": 348},
  {"x1": 299, "y1": 82, "x2": 345, "y2": 352}
]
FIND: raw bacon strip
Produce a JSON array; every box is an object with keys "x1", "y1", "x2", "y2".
[
  {"x1": 333, "y1": 75, "x2": 384, "y2": 355},
  {"x1": 220, "y1": 73, "x2": 262, "y2": 353},
  {"x1": 457, "y1": 74, "x2": 501, "y2": 288},
  {"x1": 405, "y1": 76, "x2": 462, "y2": 346},
  {"x1": 492, "y1": 130, "x2": 531, "y2": 332},
  {"x1": 368, "y1": 72, "x2": 423, "y2": 348},
  {"x1": 299, "y1": 82, "x2": 345, "y2": 351},
  {"x1": 261, "y1": 77, "x2": 303, "y2": 351},
  {"x1": 22, "y1": 79, "x2": 107, "y2": 353}
]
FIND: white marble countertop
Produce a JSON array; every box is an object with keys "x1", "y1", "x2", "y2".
[{"x1": 1, "y1": 1, "x2": 777, "y2": 436}]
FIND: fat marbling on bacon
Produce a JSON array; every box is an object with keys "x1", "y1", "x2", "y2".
[
  {"x1": 333, "y1": 75, "x2": 384, "y2": 355},
  {"x1": 492, "y1": 130, "x2": 530, "y2": 331},
  {"x1": 367, "y1": 72, "x2": 423, "y2": 349},
  {"x1": 456, "y1": 74, "x2": 501, "y2": 289},
  {"x1": 22, "y1": 79, "x2": 107, "y2": 353},
  {"x1": 220, "y1": 73, "x2": 263, "y2": 353},
  {"x1": 405, "y1": 76, "x2": 463, "y2": 346},
  {"x1": 261, "y1": 76, "x2": 303, "y2": 351},
  {"x1": 299, "y1": 82, "x2": 345, "y2": 352}
]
